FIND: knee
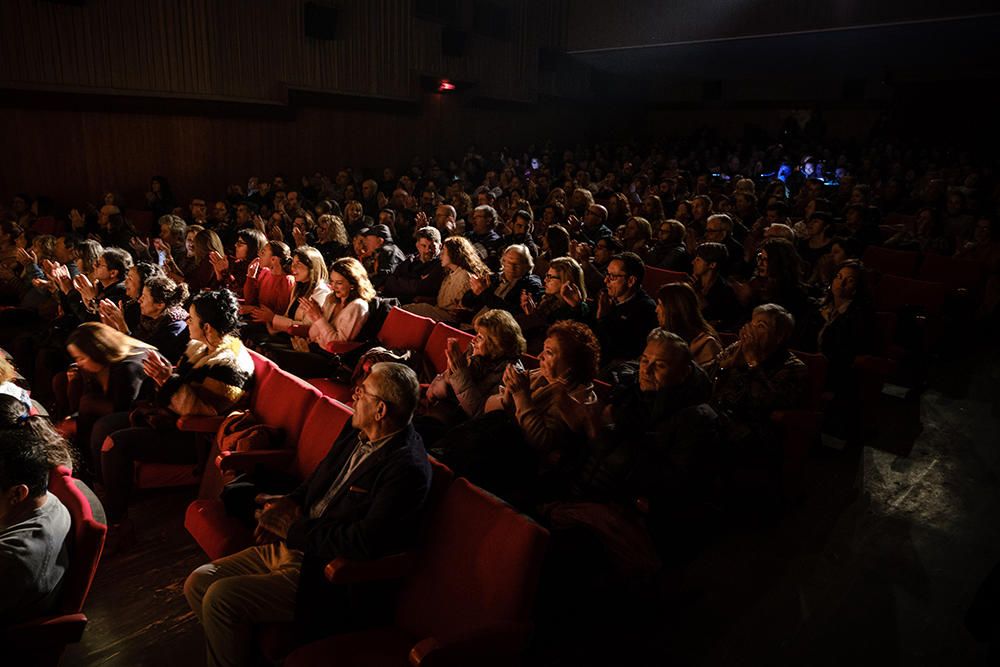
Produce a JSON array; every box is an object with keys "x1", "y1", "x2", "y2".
[
  {"x1": 201, "y1": 578, "x2": 245, "y2": 624},
  {"x1": 184, "y1": 564, "x2": 215, "y2": 613}
]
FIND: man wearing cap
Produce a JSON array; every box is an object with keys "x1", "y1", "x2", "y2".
[
  {"x1": 383, "y1": 227, "x2": 444, "y2": 303},
  {"x1": 362, "y1": 224, "x2": 406, "y2": 290}
]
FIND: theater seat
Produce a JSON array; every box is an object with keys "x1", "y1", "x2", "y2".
[
  {"x1": 4, "y1": 466, "x2": 107, "y2": 665},
  {"x1": 862, "y1": 246, "x2": 921, "y2": 278},
  {"x1": 770, "y1": 351, "x2": 828, "y2": 499},
  {"x1": 284, "y1": 478, "x2": 549, "y2": 667},
  {"x1": 422, "y1": 322, "x2": 475, "y2": 377},
  {"x1": 643, "y1": 266, "x2": 692, "y2": 295}
]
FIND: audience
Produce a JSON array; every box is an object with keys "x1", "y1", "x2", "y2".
[
  {"x1": 382, "y1": 226, "x2": 444, "y2": 302},
  {"x1": 401, "y1": 235, "x2": 485, "y2": 323}
]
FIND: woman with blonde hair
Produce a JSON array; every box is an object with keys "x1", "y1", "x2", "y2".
[
  {"x1": 256, "y1": 245, "x2": 331, "y2": 337},
  {"x1": 518, "y1": 256, "x2": 590, "y2": 353},
  {"x1": 655, "y1": 282, "x2": 722, "y2": 366},
  {"x1": 313, "y1": 214, "x2": 350, "y2": 262},
  {"x1": 183, "y1": 228, "x2": 225, "y2": 292},
  {"x1": 420, "y1": 308, "x2": 527, "y2": 439},
  {"x1": 402, "y1": 236, "x2": 488, "y2": 323}
]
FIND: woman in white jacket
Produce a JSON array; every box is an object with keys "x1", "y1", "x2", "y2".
[{"x1": 257, "y1": 246, "x2": 331, "y2": 337}]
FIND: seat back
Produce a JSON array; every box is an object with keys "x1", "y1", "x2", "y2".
[
  {"x1": 917, "y1": 254, "x2": 986, "y2": 293},
  {"x1": 394, "y1": 479, "x2": 548, "y2": 641},
  {"x1": 48, "y1": 467, "x2": 107, "y2": 615},
  {"x1": 124, "y1": 208, "x2": 155, "y2": 236},
  {"x1": 252, "y1": 362, "x2": 322, "y2": 448},
  {"x1": 861, "y1": 246, "x2": 921, "y2": 278},
  {"x1": 642, "y1": 266, "x2": 692, "y2": 295},
  {"x1": 789, "y1": 351, "x2": 828, "y2": 411},
  {"x1": 292, "y1": 397, "x2": 354, "y2": 480},
  {"x1": 378, "y1": 307, "x2": 436, "y2": 351},
  {"x1": 874, "y1": 274, "x2": 948, "y2": 317},
  {"x1": 423, "y1": 323, "x2": 475, "y2": 376}
]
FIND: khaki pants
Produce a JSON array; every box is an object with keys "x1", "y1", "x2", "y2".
[{"x1": 184, "y1": 542, "x2": 303, "y2": 667}]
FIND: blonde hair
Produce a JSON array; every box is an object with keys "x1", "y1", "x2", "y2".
[
  {"x1": 472, "y1": 309, "x2": 526, "y2": 358},
  {"x1": 548, "y1": 257, "x2": 587, "y2": 301},
  {"x1": 0, "y1": 355, "x2": 19, "y2": 384}
]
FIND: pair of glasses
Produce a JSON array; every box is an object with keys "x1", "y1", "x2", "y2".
[
  {"x1": 543, "y1": 274, "x2": 560, "y2": 281},
  {"x1": 352, "y1": 383, "x2": 386, "y2": 404},
  {"x1": 605, "y1": 273, "x2": 627, "y2": 282}
]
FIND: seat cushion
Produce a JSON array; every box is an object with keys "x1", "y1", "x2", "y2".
[
  {"x1": 284, "y1": 627, "x2": 414, "y2": 667},
  {"x1": 378, "y1": 308, "x2": 436, "y2": 351},
  {"x1": 252, "y1": 367, "x2": 322, "y2": 448},
  {"x1": 134, "y1": 462, "x2": 199, "y2": 489},
  {"x1": 306, "y1": 378, "x2": 354, "y2": 404},
  {"x1": 185, "y1": 499, "x2": 254, "y2": 560}
]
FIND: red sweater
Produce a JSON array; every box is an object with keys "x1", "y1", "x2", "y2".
[{"x1": 244, "y1": 267, "x2": 294, "y2": 314}]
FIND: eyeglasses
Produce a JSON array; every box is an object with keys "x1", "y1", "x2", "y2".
[
  {"x1": 235, "y1": 240, "x2": 247, "y2": 246},
  {"x1": 352, "y1": 383, "x2": 386, "y2": 404},
  {"x1": 544, "y1": 274, "x2": 560, "y2": 281},
  {"x1": 605, "y1": 272, "x2": 627, "y2": 282}
]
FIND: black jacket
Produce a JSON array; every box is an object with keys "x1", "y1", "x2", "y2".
[
  {"x1": 369, "y1": 243, "x2": 407, "y2": 290},
  {"x1": 594, "y1": 288, "x2": 658, "y2": 364},
  {"x1": 461, "y1": 272, "x2": 543, "y2": 316},
  {"x1": 382, "y1": 255, "x2": 444, "y2": 302},
  {"x1": 699, "y1": 276, "x2": 745, "y2": 332},
  {"x1": 287, "y1": 424, "x2": 432, "y2": 623}
]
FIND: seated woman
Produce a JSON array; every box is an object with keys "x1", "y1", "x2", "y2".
[
  {"x1": 311, "y1": 213, "x2": 350, "y2": 264},
  {"x1": 705, "y1": 303, "x2": 808, "y2": 468},
  {"x1": 818, "y1": 260, "x2": 877, "y2": 427},
  {"x1": 209, "y1": 228, "x2": 267, "y2": 299},
  {"x1": 94, "y1": 289, "x2": 253, "y2": 546},
  {"x1": 242, "y1": 241, "x2": 295, "y2": 327},
  {"x1": 518, "y1": 257, "x2": 591, "y2": 354},
  {"x1": 655, "y1": 282, "x2": 722, "y2": 367},
  {"x1": 418, "y1": 309, "x2": 526, "y2": 442},
  {"x1": 254, "y1": 246, "x2": 331, "y2": 342},
  {"x1": 533, "y1": 224, "x2": 571, "y2": 280},
  {"x1": 401, "y1": 236, "x2": 486, "y2": 323},
  {"x1": 184, "y1": 228, "x2": 226, "y2": 293},
  {"x1": 267, "y1": 257, "x2": 374, "y2": 378},
  {"x1": 747, "y1": 238, "x2": 821, "y2": 351},
  {"x1": 432, "y1": 320, "x2": 600, "y2": 503},
  {"x1": 65, "y1": 322, "x2": 155, "y2": 464},
  {"x1": 98, "y1": 271, "x2": 189, "y2": 364}
]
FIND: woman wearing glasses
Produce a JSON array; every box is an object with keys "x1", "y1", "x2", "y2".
[{"x1": 517, "y1": 257, "x2": 591, "y2": 354}]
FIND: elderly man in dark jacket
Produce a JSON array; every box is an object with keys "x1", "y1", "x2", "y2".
[
  {"x1": 462, "y1": 243, "x2": 542, "y2": 317},
  {"x1": 184, "y1": 362, "x2": 431, "y2": 667}
]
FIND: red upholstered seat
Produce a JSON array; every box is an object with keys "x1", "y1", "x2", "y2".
[
  {"x1": 252, "y1": 364, "x2": 323, "y2": 448},
  {"x1": 306, "y1": 377, "x2": 354, "y2": 404},
  {"x1": 285, "y1": 478, "x2": 549, "y2": 667},
  {"x1": 186, "y1": 395, "x2": 354, "y2": 560},
  {"x1": 423, "y1": 322, "x2": 474, "y2": 376},
  {"x1": 917, "y1": 254, "x2": 987, "y2": 293},
  {"x1": 862, "y1": 246, "x2": 921, "y2": 278},
  {"x1": 3, "y1": 467, "x2": 107, "y2": 665},
  {"x1": 771, "y1": 351, "x2": 828, "y2": 498},
  {"x1": 378, "y1": 307, "x2": 437, "y2": 350},
  {"x1": 642, "y1": 266, "x2": 692, "y2": 295}
]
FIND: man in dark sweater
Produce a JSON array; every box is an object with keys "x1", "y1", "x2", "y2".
[
  {"x1": 362, "y1": 224, "x2": 406, "y2": 291},
  {"x1": 184, "y1": 363, "x2": 431, "y2": 666},
  {"x1": 590, "y1": 252, "x2": 658, "y2": 368}
]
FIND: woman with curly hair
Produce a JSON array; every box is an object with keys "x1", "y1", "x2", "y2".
[{"x1": 402, "y1": 236, "x2": 488, "y2": 323}]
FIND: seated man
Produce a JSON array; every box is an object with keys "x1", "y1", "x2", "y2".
[
  {"x1": 705, "y1": 303, "x2": 808, "y2": 467},
  {"x1": 184, "y1": 362, "x2": 432, "y2": 667},
  {"x1": 361, "y1": 224, "x2": 406, "y2": 290},
  {"x1": 586, "y1": 252, "x2": 658, "y2": 369},
  {"x1": 0, "y1": 408, "x2": 71, "y2": 626},
  {"x1": 462, "y1": 244, "x2": 542, "y2": 318},
  {"x1": 382, "y1": 226, "x2": 444, "y2": 303},
  {"x1": 692, "y1": 242, "x2": 745, "y2": 332}
]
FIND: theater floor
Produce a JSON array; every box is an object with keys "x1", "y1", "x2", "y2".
[{"x1": 62, "y1": 337, "x2": 1000, "y2": 666}]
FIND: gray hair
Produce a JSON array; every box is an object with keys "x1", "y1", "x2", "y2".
[
  {"x1": 369, "y1": 362, "x2": 419, "y2": 422},
  {"x1": 415, "y1": 226, "x2": 442, "y2": 245},
  {"x1": 645, "y1": 328, "x2": 692, "y2": 365},
  {"x1": 503, "y1": 244, "x2": 534, "y2": 271},
  {"x1": 707, "y1": 213, "x2": 733, "y2": 231},
  {"x1": 752, "y1": 303, "x2": 796, "y2": 345}
]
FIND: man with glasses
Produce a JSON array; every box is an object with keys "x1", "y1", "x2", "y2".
[
  {"x1": 704, "y1": 214, "x2": 746, "y2": 278},
  {"x1": 463, "y1": 244, "x2": 542, "y2": 317},
  {"x1": 592, "y1": 252, "x2": 657, "y2": 369},
  {"x1": 185, "y1": 362, "x2": 431, "y2": 667}
]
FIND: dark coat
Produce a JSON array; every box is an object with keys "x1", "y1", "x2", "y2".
[
  {"x1": 594, "y1": 288, "x2": 658, "y2": 364},
  {"x1": 287, "y1": 424, "x2": 431, "y2": 624},
  {"x1": 699, "y1": 276, "x2": 745, "y2": 332},
  {"x1": 382, "y1": 255, "x2": 444, "y2": 302},
  {"x1": 369, "y1": 242, "x2": 407, "y2": 290},
  {"x1": 461, "y1": 272, "x2": 543, "y2": 316}
]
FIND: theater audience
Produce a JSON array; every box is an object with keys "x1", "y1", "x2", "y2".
[
  {"x1": 257, "y1": 246, "x2": 331, "y2": 339},
  {"x1": 518, "y1": 256, "x2": 590, "y2": 353},
  {"x1": 655, "y1": 282, "x2": 722, "y2": 366},
  {"x1": 184, "y1": 362, "x2": 430, "y2": 664},
  {"x1": 94, "y1": 290, "x2": 253, "y2": 546}
]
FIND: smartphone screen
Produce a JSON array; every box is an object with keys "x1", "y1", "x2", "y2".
[{"x1": 157, "y1": 249, "x2": 167, "y2": 265}]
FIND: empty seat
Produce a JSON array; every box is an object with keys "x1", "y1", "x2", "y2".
[{"x1": 642, "y1": 266, "x2": 692, "y2": 295}]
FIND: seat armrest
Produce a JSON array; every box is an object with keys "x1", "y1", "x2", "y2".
[
  {"x1": 323, "y1": 552, "x2": 416, "y2": 584},
  {"x1": 1, "y1": 613, "x2": 88, "y2": 645},
  {"x1": 177, "y1": 415, "x2": 227, "y2": 433},
  {"x1": 216, "y1": 449, "x2": 295, "y2": 474},
  {"x1": 409, "y1": 623, "x2": 531, "y2": 667}
]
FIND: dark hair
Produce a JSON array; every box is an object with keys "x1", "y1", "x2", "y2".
[
  {"x1": 830, "y1": 235, "x2": 863, "y2": 260},
  {"x1": 545, "y1": 320, "x2": 601, "y2": 385},
  {"x1": 133, "y1": 261, "x2": 164, "y2": 286},
  {"x1": 145, "y1": 275, "x2": 189, "y2": 309},
  {"x1": 611, "y1": 251, "x2": 645, "y2": 282},
  {"x1": 74, "y1": 239, "x2": 104, "y2": 274},
  {"x1": 191, "y1": 289, "x2": 241, "y2": 337},
  {"x1": 766, "y1": 201, "x2": 788, "y2": 216},
  {"x1": 0, "y1": 396, "x2": 77, "y2": 496},
  {"x1": 656, "y1": 282, "x2": 717, "y2": 343},
  {"x1": 102, "y1": 247, "x2": 133, "y2": 280},
  {"x1": 760, "y1": 237, "x2": 805, "y2": 295},
  {"x1": 266, "y1": 241, "x2": 293, "y2": 273},
  {"x1": 695, "y1": 241, "x2": 729, "y2": 268},
  {"x1": 237, "y1": 228, "x2": 267, "y2": 259},
  {"x1": 545, "y1": 224, "x2": 571, "y2": 258}
]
